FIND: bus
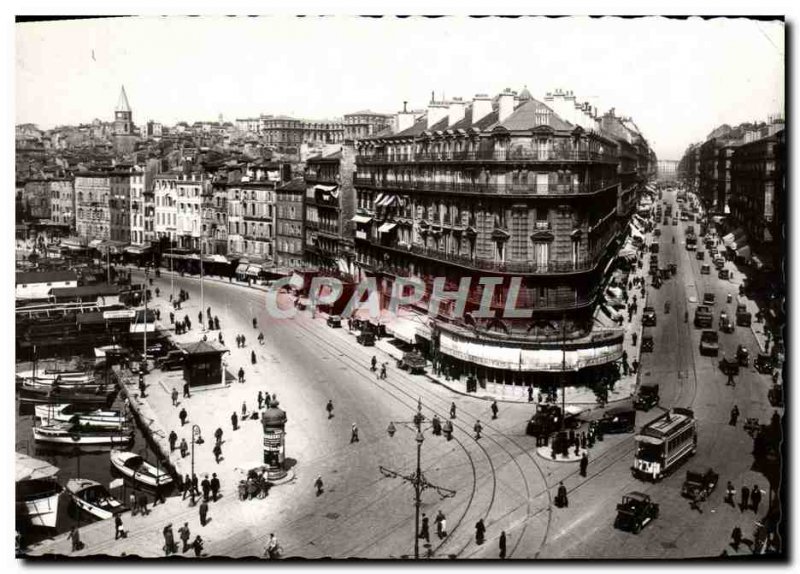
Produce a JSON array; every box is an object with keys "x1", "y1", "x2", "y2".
[{"x1": 632, "y1": 408, "x2": 697, "y2": 481}]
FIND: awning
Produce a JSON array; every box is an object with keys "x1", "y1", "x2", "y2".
[
  {"x1": 130, "y1": 323, "x2": 156, "y2": 334},
  {"x1": 124, "y1": 245, "x2": 152, "y2": 254},
  {"x1": 378, "y1": 222, "x2": 397, "y2": 234},
  {"x1": 374, "y1": 193, "x2": 386, "y2": 205},
  {"x1": 88, "y1": 239, "x2": 103, "y2": 248},
  {"x1": 235, "y1": 263, "x2": 249, "y2": 275},
  {"x1": 730, "y1": 236, "x2": 749, "y2": 251},
  {"x1": 315, "y1": 184, "x2": 338, "y2": 193},
  {"x1": 387, "y1": 317, "x2": 424, "y2": 345},
  {"x1": 351, "y1": 215, "x2": 373, "y2": 224},
  {"x1": 736, "y1": 245, "x2": 752, "y2": 258},
  {"x1": 246, "y1": 265, "x2": 262, "y2": 276},
  {"x1": 629, "y1": 223, "x2": 645, "y2": 241}
]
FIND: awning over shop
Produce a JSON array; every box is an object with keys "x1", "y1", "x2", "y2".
[
  {"x1": 246, "y1": 265, "x2": 262, "y2": 276},
  {"x1": 378, "y1": 194, "x2": 398, "y2": 207},
  {"x1": 374, "y1": 193, "x2": 386, "y2": 205},
  {"x1": 386, "y1": 316, "x2": 430, "y2": 344},
  {"x1": 235, "y1": 263, "x2": 249, "y2": 275},
  {"x1": 629, "y1": 223, "x2": 645, "y2": 241},
  {"x1": 351, "y1": 215, "x2": 373, "y2": 224},
  {"x1": 88, "y1": 239, "x2": 103, "y2": 248},
  {"x1": 130, "y1": 323, "x2": 157, "y2": 334},
  {"x1": 378, "y1": 222, "x2": 397, "y2": 234},
  {"x1": 315, "y1": 184, "x2": 338, "y2": 192}
]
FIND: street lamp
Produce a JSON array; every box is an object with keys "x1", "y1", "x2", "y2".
[
  {"x1": 379, "y1": 399, "x2": 456, "y2": 560},
  {"x1": 190, "y1": 424, "x2": 202, "y2": 505}
]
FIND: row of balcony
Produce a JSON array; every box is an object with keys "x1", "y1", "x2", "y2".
[
  {"x1": 353, "y1": 178, "x2": 618, "y2": 197},
  {"x1": 356, "y1": 149, "x2": 619, "y2": 164},
  {"x1": 368, "y1": 240, "x2": 604, "y2": 275}
]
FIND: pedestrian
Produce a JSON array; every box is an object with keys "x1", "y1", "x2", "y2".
[
  {"x1": 443, "y1": 419, "x2": 453, "y2": 441},
  {"x1": 192, "y1": 535, "x2": 204, "y2": 557},
  {"x1": 474, "y1": 420, "x2": 482, "y2": 440},
  {"x1": 751, "y1": 484, "x2": 762, "y2": 513},
  {"x1": 138, "y1": 492, "x2": 149, "y2": 515},
  {"x1": 169, "y1": 430, "x2": 178, "y2": 452},
  {"x1": 68, "y1": 526, "x2": 81, "y2": 552},
  {"x1": 729, "y1": 405, "x2": 740, "y2": 426},
  {"x1": 371, "y1": 355, "x2": 377, "y2": 371},
  {"x1": 213, "y1": 442, "x2": 222, "y2": 464},
  {"x1": 731, "y1": 526, "x2": 743, "y2": 551},
  {"x1": 218, "y1": 332, "x2": 224, "y2": 345},
  {"x1": 258, "y1": 391, "x2": 264, "y2": 410},
  {"x1": 580, "y1": 431, "x2": 587, "y2": 450},
  {"x1": 231, "y1": 411, "x2": 238, "y2": 431},
  {"x1": 432, "y1": 414, "x2": 442, "y2": 436},
  {"x1": 475, "y1": 519, "x2": 486, "y2": 545},
  {"x1": 238, "y1": 367, "x2": 245, "y2": 384},
  {"x1": 491, "y1": 400, "x2": 498, "y2": 420},
  {"x1": 380, "y1": 362, "x2": 387, "y2": 379},
  {"x1": 192, "y1": 474, "x2": 199, "y2": 498},
  {"x1": 210, "y1": 473, "x2": 220, "y2": 501},
  {"x1": 114, "y1": 515, "x2": 125, "y2": 539},
  {"x1": 499, "y1": 530, "x2": 507, "y2": 559},
  {"x1": 258, "y1": 332, "x2": 264, "y2": 345},
  {"x1": 242, "y1": 401, "x2": 248, "y2": 418},
  {"x1": 163, "y1": 524, "x2": 175, "y2": 556},
  {"x1": 350, "y1": 423, "x2": 360, "y2": 443},
  {"x1": 130, "y1": 492, "x2": 138, "y2": 515},
  {"x1": 253, "y1": 317, "x2": 258, "y2": 329},
  {"x1": 528, "y1": 385, "x2": 534, "y2": 402},
  {"x1": 326, "y1": 400, "x2": 334, "y2": 419},
  {"x1": 579, "y1": 453, "x2": 588, "y2": 477},
  {"x1": 171, "y1": 387, "x2": 179, "y2": 406},
  {"x1": 199, "y1": 500, "x2": 209, "y2": 526},
  {"x1": 772, "y1": 369, "x2": 779, "y2": 385},
  {"x1": 419, "y1": 513, "x2": 430, "y2": 543},
  {"x1": 183, "y1": 381, "x2": 190, "y2": 398},
  {"x1": 179, "y1": 522, "x2": 191, "y2": 552},
  {"x1": 201, "y1": 476, "x2": 210, "y2": 501},
  {"x1": 740, "y1": 485, "x2": 750, "y2": 512},
  {"x1": 725, "y1": 481, "x2": 736, "y2": 506},
  {"x1": 170, "y1": 311, "x2": 175, "y2": 324},
  {"x1": 266, "y1": 533, "x2": 279, "y2": 559},
  {"x1": 180, "y1": 438, "x2": 188, "y2": 458},
  {"x1": 138, "y1": 374, "x2": 146, "y2": 398},
  {"x1": 556, "y1": 481, "x2": 568, "y2": 508},
  {"x1": 435, "y1": 510, "x2": 446, "y2": 539},
  {"x1": 183, "y1": 474, "x2": 192, "y2": 500},
  {"x1": 450, "y1": 402, "x2": 457, "y2": 419},
  {"x1": 214, "y1": 316, "x2": 220, "y2": 331},
  {"x1": 198, "y1": 311, "x2": 203, "y2": 325},
  {"x1": 315, "y1": 475, "x2": 324, "y2": 496},
  {"x1": 155, "y1": 287, "x2": 160, "y2": 298},
  {"x1": 213, "y1": 427, "x2": 223, "y2": 446},
  {"x1": 727, "y1": 370, "x2": 736, "y2": 387},
  {"x1": 179, "y1": 407, "x2": 187, "y2": 426},
  {"x1": 236, "y1": 334, "x2": 241, "y2": 348}
]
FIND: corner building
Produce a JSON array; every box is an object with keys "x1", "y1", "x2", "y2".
[{"x1": 353, "y1": 89, "x2": 649, "y2": 387}]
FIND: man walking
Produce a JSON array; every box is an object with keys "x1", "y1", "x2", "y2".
[
  {"x1": 171, "y1": 387, "x2": 179, "y2": 407},
  {"x1": 183, "y1": 474, "x2": 192, "y2": 500},
  {"x1": 371, "y1": 355, "x2": 377, "y2": 372},
  {"x1": 725, "y1": 481, "x2": 737, "y2": 506},
  {"x1": 201, "y1": 476, "x2": 211, "y2": 502},
  {"x1": 180, "y1": 438, "x2": 188, "y2": 458},
  {"x1": 138, "y1": 492, "x2": 149, "y2": 515},
  {"x1": 238, "y1": 367, "x2": 245, "y2": 384},
  {"x1": 179, "y1": 522, "x2": 191, "y2": 553},
  {"x1": 214, "y1": 427, "x2": 223, "y2": 446},
  {"x1": 326, "y1": 400, "x2": 334, "y2": 419},
  {"x1": 168, "y1": 430, "x2": 178, "y2": 452},
  {"x1": 183, "y1": 381, "x2": 191, "y2": 399},
  {"x1": 231, "y1": 411, "x2": 238, "y2": 431},
  {"x1": 114, "y1": 515, "x2": 125, "y2": 540},
  {"x1": 258, "y1": 391, "x2": 264, "y2": 410},
  {"x1": 213, "y1": 442, "x2": 222, "y2": 464},
  {"x1": 350, "y1": 423, "x2": 360, "y2": 443},
  {"x1": 162, "y1": 524, "x2": 175, "y2": 555},
  {"x1": 199, "y1": 500, "x2": 209, "y2": 526},
  {"x1": 475, "y1": 519, "x2": 486, "y2": 545},
  {"x1": 740, "y1": 485, "x2": 750, "y2": 512},
  {"x1": 68, "y1": 526, "x2": 81, "y2": 552},
  {"x1": 731, "y1": 526, "x2": 743, "y2": 551},
  {"x1": 557, "y1": 481, "x2": 568, "y2": 508},
  {"x1": 491, "y1": 400, "x2": 499, "y2": 420},
  {"x1": 450, "y1": 402, "x2": 457, "y2": 419},
  {"x1": 210, "y1": 473, "x2": 220, "y2": 502},
  {"x1": 419, "y1": 513, "x2": 430, "y2": 544},
  {"x1": 499, "y1": 530, "x2": 507, "y2": 559},
  {"x1": 474, "y1": 420, "x2": 483, "y2": 440},
  {"x1": 729, "y1": 405, "x2": 740, "y2": 426},
  {"x1": 579, "y1": 452, "x2": 588, "y2": 477},
  {"x1": 315, "y1": 475, "x2": 324, "y2": 496},
  {"x1": 179, "y1": 407, "x2": 188, "y2": 427},
  {"x1": 751, "y1": 484, "x2": 762, "y2": 513},
  {"x1": 251, "y1": 350, "x2": 257, "y2": 365}
]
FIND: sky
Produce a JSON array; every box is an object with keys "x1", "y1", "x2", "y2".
[{"x1": 15, "y1": 15, "x2": 784, "y2": 160}]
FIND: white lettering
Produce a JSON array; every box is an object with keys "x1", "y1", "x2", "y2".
[
  {"x1": 387, "y1": 276, "x2": 427, "y2": 314},
  {"x1": 473, "y1": 277, "x2": 503, "y2": 318},
  {"x1": 504, "y1": 277, "x2": 532, "y2": 318},
  {"x1": 428, "y1": 277, "x2": 471, "y2": 318}
]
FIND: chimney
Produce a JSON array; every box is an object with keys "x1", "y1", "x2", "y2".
[
  {"x1": 472, "y1": 93, "x2": 493, "y2": 124},
  {"x1": 498, "y1": 88, "x2": 516, "y2": 123},
  {"x1": 395, "y1": 101, "x2": 416, "y2": 134},
  {"x1": 426, "y1": 96, "x2": 449, "y2": 129},
  {"x1": 564, "y1": 91, "x2": 577, "y2": 126},
  {"x1": 448, "y1": 97, "x2": 467, "y2": 127}
]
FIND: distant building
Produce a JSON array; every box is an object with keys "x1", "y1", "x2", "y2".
[
  {"x1": 260, "y1": 115, "x2": 344, "y2": 152},
  {"x1": 343, "y1": 110, "x2": 393, "y2": 142},
  {"x1": 275, "y1": 178, "x2": 305, "y2": 268},
  {"x1": 113, "y1": 86, "x2": 137, "y2": 155},
  {"x1": 657, "y1": 160, "x2": 679, "y2": 181}
]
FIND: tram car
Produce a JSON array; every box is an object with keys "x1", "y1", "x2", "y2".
[{"x1": 632, "y1": 408, "x2": 697, "y2": 481}]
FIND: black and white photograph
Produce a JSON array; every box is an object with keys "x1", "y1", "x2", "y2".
[{"x1": 10, "y1": 11, "x2": 787, "y2": 562}]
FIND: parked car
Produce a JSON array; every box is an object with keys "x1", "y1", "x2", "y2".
[
  {"x1": 696, "y1": 250, "x2": 705, "y2": 260},
  {"x1": 526, "y1": 404, "x2": 579, "y2": 437},
  {"x1": 694, "y1": 306, "x2": 713, "y2": 328},
  {"x1": 714, "y1": 257, "x2": 726, "y2": 270},
  {"x1": 598, "y1": 407, "x2": 636, "y2": 434},
  {"x1": 754, "y1": 353, "x2": 774, "y2": 374},
  {"x1": 614, "y1": 492, "x2": 659, "y2": 534},
  {"x1": 718, "y1": 269, "x2": 730, "y2": 280},
  {"x1": 326, "y1": 315, "x2": 342, "y2": 328},
  {"x1": 396, "y1": 351, "x2": 426, "y2": 374},
  {"x1": 703, "y1": 292, "x2": 716, "y2": 306},
  {"x1": 641, "y1": 328, "x2": 654, "y2": 353},
  {"x1": 642, "y1": 306, "x2": 657, "y2": 326},
  {"x1": 736, "y1": 344, "x2": 750, "y2": 366},
  {"x1": 768, "y1": 383, "x2": 784, "y2": 407},
  {"x1": 653, "y1": 229, "x2": 661, "y2": 237},
  {"x1": 700, "y1": 330, "x2": 720, "y2": 356},
  {"x1": 700, "y1": 264, "x2": 711, "y2": 275},
  {"x1": 356, "y1": 331, "x2": 376, "y2": 346},
  {"x1": 681, "y1": 468, "x2": 719, "y2": 501},
  {"x1": 735, "y1": 303, "x2": 752, "y2": 326},
  {"x1": 719, "y1": 312, "x2": 734, "y2": 333},
  {"x1": 156, "y1": 350, "x2": 185, "y2": 371},
  {"x1": 633, "y1": 383, "x2": 659, "y2": 411}
]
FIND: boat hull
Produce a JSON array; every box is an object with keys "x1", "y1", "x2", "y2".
[
  {"x1": 110, "y1": 453, "x2": 173, "y2": 488},
  {"x1": 33, "y1": 428, "x2": 133, "y2": 446},
  {"x1": 16, "y1": 480, "x2": 61, "y2": 528},
  {"x1": 19, "y1": 386, "x2": 117, "y2": 406},
  {"x1": 35, "y1": 405, "x2": 127, "y2": 429}
]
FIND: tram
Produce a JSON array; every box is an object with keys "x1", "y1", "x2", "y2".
[{"x1": 632, "y1": 408, "x2": 697, "y2": 481}]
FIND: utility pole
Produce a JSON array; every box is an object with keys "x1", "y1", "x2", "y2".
[
  {"x1": 380, "y1": 399, "x2": 456, "y2": 559},
  {"x1": 106, "y1": 247, "x2": 111, "y2": 285},
  {"x1": 200, "y1": 234, "x2": 205, "y2": 331},
  {"x1": 561, "y1": 312, "x2": 567, "y2": 430},
  {"x1": 142, "y1": 282, "x2": 147, "y2": 371}
]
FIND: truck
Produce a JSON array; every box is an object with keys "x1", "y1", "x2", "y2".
[
  {"x1": 525, "y1": 404, "x2": 580, "y2": 437},
  {"x1": 396, "y1": 351, "x2": 427, "y2": 374},
  {"x1": 614, "y1": 492, "x2": 659, "y2": 534},
  {"x1": 681, "y1": 468, "x2": 719, "y2": 501},
  {"x1": 694, "y1": 306, "x2": 713, "y2": 328}
]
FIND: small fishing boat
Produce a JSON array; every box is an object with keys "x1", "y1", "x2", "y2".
[
  {"x1": 33, "y1": 422, "x2": 133, "y2": 446},
  {"x1": 110, "y1": 450, "x2": 173, "y2": 488},
  {"x1": 16, "y1": 369, "x2": 93, "y2": 385},
  {"x1": 22, "y1": 378, "x2": 104, "y2": 392},
  {"x1": 19, "y1": 384, "x2": 117, "y2": 407},
  {"x1": 35, "y1": 404, "x2": 128, "y2": 429},
  {"x1": 15, "y1": 453, "x2": 62, "y2": 528},
  {"x1": 65, "y1": 478, "x2": 126, "y2": 520}
]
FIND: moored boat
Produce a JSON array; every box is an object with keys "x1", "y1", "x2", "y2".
[
  {"x1": 65, "y1": 478, "x2": 126, "y2": 520},
  {"x1": 33, "y1": 422, "x2": 133, "y2": 446},
  {"x1": 15, "y1": 453, "x2": 62, "y2": 528},
  {"x1": 110, "y1": 450, "x2": 173, "y2": 488},
  {"x1": 16, "y1": 369, "x2": 94, "y2": 385},
  {"x1": 19, "y1": 384, "x2": 117, "y2": 407},
  {"x1": 35, "y1": 404, "x2": 128, "y2": 428}
]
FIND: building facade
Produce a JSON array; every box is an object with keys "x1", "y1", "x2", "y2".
[
  {"x1": 343, "y1": 110, "x2": 393, "y2": 142},
  {"x1": 275, "y1": 178, "x2": 305, "y2": 268},
  {"x1": 353, "y1": 89, "x2": 648, "y2": 386},
  {"x1": 261, "y1": 115, "x2": 344, "y2": 151},
  {"x1": 75, "y1": 172, "x2": 112, "y2": 241},
  {"x1": 154, "y1": 174, "x2": 179, "y2": 244},
  {"x1": 23, "y1": 180, "x2": 52, "y2": 220},
  {"x1": 175, "y1": 174, "x2": 209, "y2": 250},
  {"x1": 50, "y1": 179, "x2": 76, "y2": 228},
  {"x1": 109, "y1": 170, "x2": 132, "y2": 243}
]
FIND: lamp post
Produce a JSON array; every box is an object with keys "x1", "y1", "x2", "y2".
[
  {"x1": 379, "y1": 399, "x2": 456, "y2": 560},
  {"x1": 190, "y1": 424, "x2": 201, "y2": 505}
]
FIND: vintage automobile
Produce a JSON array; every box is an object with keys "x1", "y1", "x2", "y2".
[
  {"x1": 326, "y1": 315, "x2": 342, "y2": 328},
  {"x1": 719, "y1": 355, "x2": 740, "y2": 376},
  {"x1": 649, "y1": 254, "x2": 659, "y2": 265},
  {"x1": 356, "y1": 331, "x2": 376, "y2": 347},
  {"x1": 736, "y1": 344, "x2": 750, "y2": 366},
  {"x1": 614, "y1": 492, "x2": 659, "y2": 534},
  {"x1": 718, "y1": 269, "x2": 730, "y2": 280},
  {"x1": 681, "y1": 468, "x2": 719, "y2": 501},
  {"x1": 714, "y1": 257, "x2": 726, "y2": 270},
  {"x1": 700, "y1": 330, "x2": 720, "y2": 356},
  {"x1": 696, "y1": 250, "x2": 705, "y2": 261},
  {"x1": 700, "y1": 264, "x2": 711, "y2": 275},
  {"x1": 694, "y1": 305, "x2": 713, "y2": 328},
  {"x1": 735, "y1": 304, "x2": 752, "y2": 326},
  {"x1": 156, "y1": 350, "x2": 185, "y2": 371},
  {"x1": 598, "y1": 406, "x2": 636, "y2": 434},
  {"x1": 754, "y1": 353, "x2": 774, "y2": 374},
  {"x1": 642, "y1": 306, "x2": 657, "y2": 326},
  {"x1": 641, "y1": 328, "x2": 654, "y2": 353},
  {"x1": 703, "y1": 293, "x2": 716, "y2": 306},
  {"x1": 669, "y1": 263, "x2": 678, "y2": 276},
  {"x1": 719, "y1": 312, "x2": 735, "y2": 333},
  {"x1": 525, "y1": 404, "x2": 580, "y2": 437},
  {"x1": 653, "y1": 229, "x2": 662, "y2": 238},
  {"x1": 396, "y1": 351, "x2": 426, "y2": 374},
  {"x1": 768, "y1": 383, "x2": 783, "y2": 407},
  {"x1": 633, "y1": 383, "x2": 659, "y2": 411}
]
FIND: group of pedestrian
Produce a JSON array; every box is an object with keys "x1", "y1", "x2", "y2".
[
  {"x1": 175, "y1": 315, "x2": 192, "y2": 335},
  {"x1": 236, "y1": 334, "x2": 247, "y2": 348}
]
